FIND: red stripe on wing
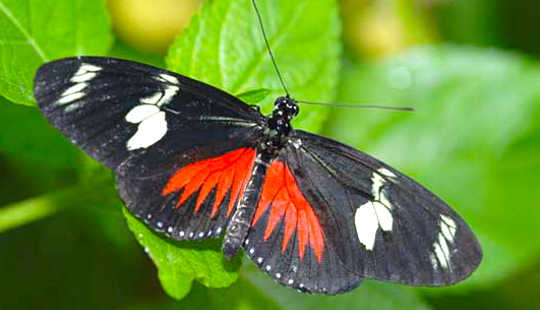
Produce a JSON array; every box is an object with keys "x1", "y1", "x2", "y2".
[
  {"x1": 252, "y1": 160, "x2": 325, "y2": 262},
  {"x1": 161, "y1": 148, "x2": 256, "y2": 218}
]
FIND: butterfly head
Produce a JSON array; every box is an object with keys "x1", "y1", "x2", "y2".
[{"x1": 273, "y1": 96, "x2": 299, "y2": 121}]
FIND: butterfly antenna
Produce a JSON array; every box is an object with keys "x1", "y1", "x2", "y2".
[
  {"x1": 296, "y1": 100, "x2": 415, "y2": 112},
  {"x1": 251, "y1": 0, "x2": 290, "y2": 97}
]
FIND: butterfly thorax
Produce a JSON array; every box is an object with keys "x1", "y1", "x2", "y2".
[{"x1": 259, "y1": 96, "x2": 299, "y2": 156}]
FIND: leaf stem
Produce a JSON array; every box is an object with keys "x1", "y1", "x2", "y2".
[{"x1": 0, "y1": 179, "x2": 115, "y2": 233}]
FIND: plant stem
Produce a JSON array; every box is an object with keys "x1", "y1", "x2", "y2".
[{"x1": 0, "y1": 179, "x2": 116, "y2": 233}]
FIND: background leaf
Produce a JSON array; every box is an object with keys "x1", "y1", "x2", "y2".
[
  {"x1": 124, "y1": 209, "x2": 241, "y2": 300},
  {"x1": 0, "y1": 97, "x2": 82, "y2": 168},
  {"x1": 237, "y1": 88, "x2": 271, "y2": 104},
  {"x1": 178, "y1": 277, "x2": 281, "y2": 310},
  {"x1": 108, "y1": 40, "x2": 166, "y2": 68},
  {"x1": 0, "y1": 0, "x2": 113, "y2": 105},
  {"x1": 246, "y1": 266, "x2": 432, "y2": 310},
  {"x1": 327, "y1": 46, "x2": 540, "y2": 290},
  {"x1": 166, "y1": 0, "x2": 341, "y2": 132}
]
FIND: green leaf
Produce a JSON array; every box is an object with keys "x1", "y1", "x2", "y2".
[
  {"x1": 328, "y1": 46, "x2": 540, "y2": 290},
  {"x1": 178, "y1": 277, "x2": 281, "y2": 310},
  {"x1": 0, "y1": 176, "x2": 116, "y2": 233},
  {"x1": 121, "y1": 277, "x2": 281, "y2": 310},
  {"x1": 0, "y1": 0, "x2": 113, "y2": 106},
  {"x1": 237, "y1": 88, "x2": 271, "y2": 104},
  {"x1": 0, "y1": 97, "x2": 82, "y2": 168},
  {"x1": 108, "y1": 40, "x2": 166, "y2": 69},
  {"x1": 167, "y1": 0, "x2": 341, "y2": 132},
  {"x1": 246, "y1": 267, "x2": 431, "y2": 310},
  {"x1": 123, "y1": 209, "x2": 241, "y2": 300}
]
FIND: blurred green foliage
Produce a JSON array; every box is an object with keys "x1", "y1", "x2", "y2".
[{"x1": 1, "y1": 0, "x2": 540, "y2": 309}]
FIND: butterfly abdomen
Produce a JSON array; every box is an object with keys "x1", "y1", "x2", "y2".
[{"x1": 222, "y1": 152, "x2": 274, "y2": 259}]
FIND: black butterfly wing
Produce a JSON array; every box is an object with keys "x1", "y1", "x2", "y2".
[
  {"x1": 34, "y1": 57, "x2": 265, "y2": 240},
  {"x1": 244, "y1": 129, "x2": 481, "y2": 294}
]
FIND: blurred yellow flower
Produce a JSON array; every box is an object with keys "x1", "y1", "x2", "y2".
[{"x1": 108, "y1": 0, "x2": 202, "y2": 54}]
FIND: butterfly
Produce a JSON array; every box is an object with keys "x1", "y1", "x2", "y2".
[{"x1": 33, "y1": 2, "x2": 481, "y2": 296}]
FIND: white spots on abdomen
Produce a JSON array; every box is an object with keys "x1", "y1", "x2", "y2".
[
  {"x1": 354, "y1": 169, "x2": 396, "y2": 250},
  {"x1": 431, "y1": 214, "x2": 457, "y2": 270},
  {"x1": 125, "y1": 105, "x2": 167, "y2": 150}
]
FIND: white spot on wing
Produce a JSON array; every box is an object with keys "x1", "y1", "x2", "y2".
[
  {"x1": 62, "y1": 83, "x2": 88, "y2": 96},
  {"x1": 77, "y1": 64, "x2": 102, "y2": 73},
  {"x1": 377, "y1": 168, "x2": 397, "y2": 178},
  {"x1": 431, "y1": 214, "x2": 458, "y2": 270},
  {"x1": 125, "y1": 105, "x2": 160, "y2": 123},
  {"x1": 434, "y1": 242, "x2": 447, "y2": 269},
  {"x1": 64, "y1": 102, "x2": 82, "y2": 113},
  {"x1": 71, "y1": 63, "x2": 102, "y2": 83},
  {"x1": 354, "y1": 171, "x2": 394, "y2": 250},
  {"x1": 57, "y1": 92, "x2": 85, "y2": 104},
  {"x1": 157, "y1": 73, "x2": 179, "y2": 84},
  {"x1": 429, "y1": 253, "x2": 438, "y2": 269},
  {"x1": 71, "y1": 72, "x2": 97, "y2": 83},
  {"x1": 140, "y1": 85, "x2": 178, "y2": 108},
  {"x1": 140, "y1": 92, "x2": 162, "y2": 105},
  {"x1": 57, "y1": 63, "x2": 101, "y2": 106},
  {"x1": 354, "y1": 201, "x2": 393, "y2": 250},
  {"x1": 126, "y1": 111, "x2": 167, "y2": 150},
  {"x1": 160, "y1": 86, "x2": 179, "y2": 106}
]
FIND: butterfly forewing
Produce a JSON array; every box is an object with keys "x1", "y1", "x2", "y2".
[
  {"x1": 281, "y1": 130, "x2": 482, "y2": 286},
  {"x1": 34, "y1": 57, "x2": 265, "y2": 240}
]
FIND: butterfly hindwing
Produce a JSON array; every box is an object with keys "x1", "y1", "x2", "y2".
[
  {"x1": 244, "y1": 158, "x2": 362, "y2": 294},
  {"x1": 117, "y1": 147, "x2": 259, "y2": 240},
  {"x1": 34, "y1": 57, "x2": 265, "y2": 240}
]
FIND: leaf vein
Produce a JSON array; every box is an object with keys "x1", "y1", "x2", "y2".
[{"x1": 0, "y1": 1, "x2": 48, "y2": 61}]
